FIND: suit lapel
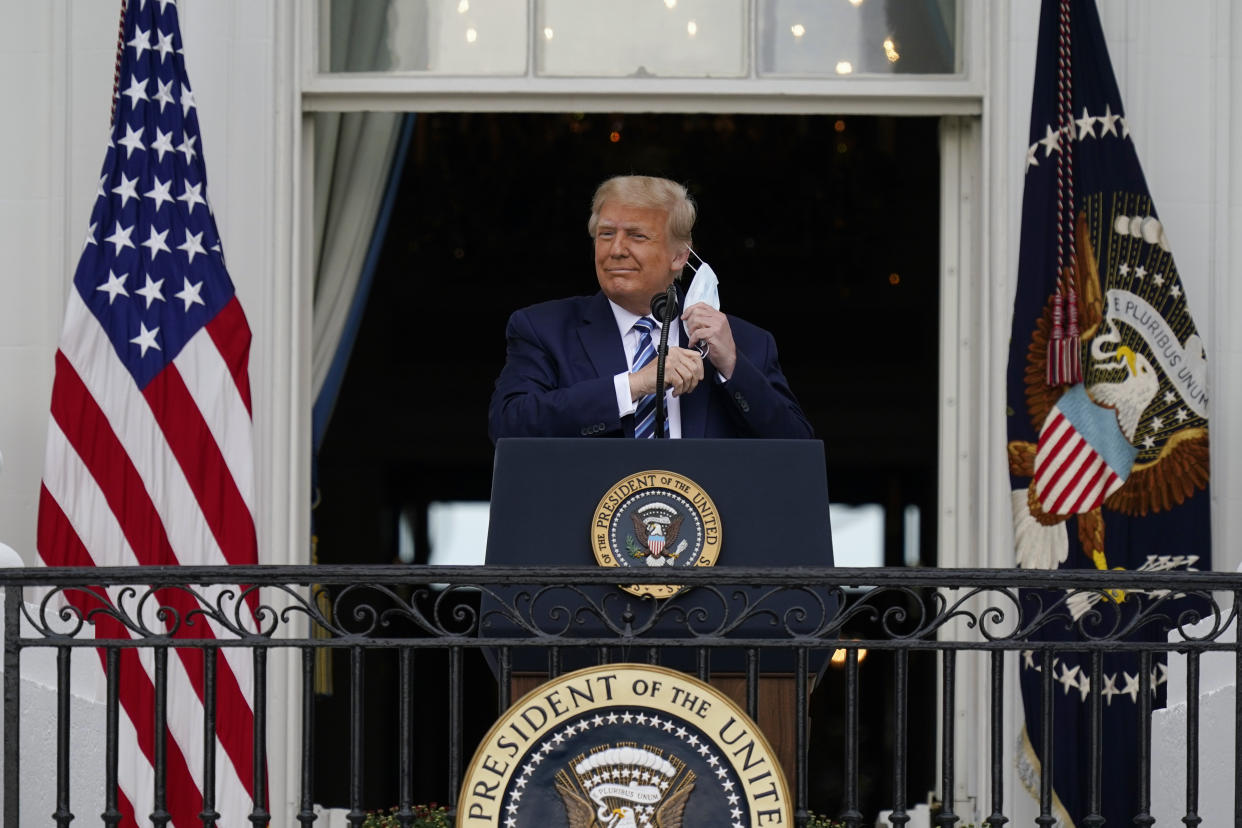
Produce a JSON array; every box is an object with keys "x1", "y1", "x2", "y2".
[
  {"x1": 677, "y1": 316, "x2": 711, "y2": 438},
  {"x1": 578, "y1": 291, "x2": 628, "y2": 380}
]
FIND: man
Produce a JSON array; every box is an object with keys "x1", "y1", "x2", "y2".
[{"x1": 488, "y1": 175, "x2": 812, "y2": 441}]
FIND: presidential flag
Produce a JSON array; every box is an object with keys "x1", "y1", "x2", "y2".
[
  {"x1": 37, "y1": 0, "x2": 262, "y2": 824},
  {"x1": 1005, "y1": 1, "x2": 1210, "y2": 825}
]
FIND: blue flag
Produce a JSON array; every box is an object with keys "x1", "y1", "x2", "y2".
[{"x1": 1006, "y1": 0, "x2": 1210, "y2": 824}]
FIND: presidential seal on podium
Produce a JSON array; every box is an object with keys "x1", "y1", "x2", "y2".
[
  {"x1": 458, "y1": 664, "x2": 789, "y2": 827},
  {"x1": 590, "y1": 470, "x2": 721, "y2": 598}
]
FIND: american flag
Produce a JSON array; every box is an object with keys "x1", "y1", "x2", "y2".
[{"x1": 37, "y1": 0, "x2": 261, "y2": 824}]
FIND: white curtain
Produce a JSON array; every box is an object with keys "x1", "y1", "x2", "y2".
[
  {"x1": 311, "y1": 0, "x2": 405, "y2": 409},
  {"x1": 311, "y1": 110, "x2": 403, "y2": 403}
]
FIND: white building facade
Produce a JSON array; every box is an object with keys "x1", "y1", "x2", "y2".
[{"x1": 1, "y1": 0, "x2": 1239, "y2": 823}]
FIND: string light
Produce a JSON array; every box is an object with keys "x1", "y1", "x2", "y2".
[
  {"x1": 465, "y1": 27, "x2": 477, "y2": 43},
  {"x1": 687, "y1": 20, "x2": 698, "y2": 37},
  {"x1": 544, "y1": 27, "x2": 554, "y2": 40},
  {"x1": 883, "y1": 37, "x2": 900, "y2": 63},
  {"x1": 791, "y1": 23, "x2": 805, "y2": 38},
  {"x1": 835, "y1": 60, "x2": 853, "y2": 75},
  {"x1": 831, "y1": 648, "x2": 868, "y2": 665},
  {"x1": 664, "y1": 0, "x2": 677, "y2": 8},
  {"x1": 457, "y1": 0, "x2": 469, "y2": 13}
]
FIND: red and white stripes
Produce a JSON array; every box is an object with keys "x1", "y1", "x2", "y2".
[
  {"x1": 38, "y1": 289, "x2": 260, "y2": 826},
  {"x1": 1033, "y1": 408, "x2": 1124, "y2": 516}
]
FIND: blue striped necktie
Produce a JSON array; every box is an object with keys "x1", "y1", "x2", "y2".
[{"x1": 632, "y1": 317, "x2": 668, "y2": 438}]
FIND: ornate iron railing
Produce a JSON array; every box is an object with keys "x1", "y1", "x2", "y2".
[{"x1": 3, "y1": 565, "x2": 1237, "y2": 826}]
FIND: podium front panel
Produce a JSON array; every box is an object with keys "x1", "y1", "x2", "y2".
[
  {"x1": 482, "y1": 438, "x2": 835, "y2": 674},
  {"x1": 486, "y1": 438, "x2": 832, "y2": 568}
]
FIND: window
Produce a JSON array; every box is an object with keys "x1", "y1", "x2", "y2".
[
  {"x1": 318, "y1": 0, "x2": 960, "y2": 79},
  {"x1": 759, "y1": 0, "x2": 957, "y2": 76}
]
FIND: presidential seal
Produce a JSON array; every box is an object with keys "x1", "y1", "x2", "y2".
[
  {"x1": 457, "y1": 664, "x2": 789, "y2": 828},
  {"x1": 590, "y1": 470, "x2": 721, "y2": 598}
]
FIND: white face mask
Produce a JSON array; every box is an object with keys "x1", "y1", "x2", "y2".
[{"x1": 683, "y1": 247, "x2": 720, "y2": 311}]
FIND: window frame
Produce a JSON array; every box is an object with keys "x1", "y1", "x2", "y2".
[{"x1": 300, "y1": 0, "x2": 984, "y2": 114}]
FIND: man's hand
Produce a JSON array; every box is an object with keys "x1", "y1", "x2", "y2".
[
  {"x1": 682, "y1": 302, "x2": 737, "y2": 379},
  {"x1": 629, "y1": 347, "x2": 705, "y2": 400}
]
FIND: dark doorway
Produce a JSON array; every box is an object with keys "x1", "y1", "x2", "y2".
[{"x1": 313, "y1": 112, "x2": 941, "y2": 819}]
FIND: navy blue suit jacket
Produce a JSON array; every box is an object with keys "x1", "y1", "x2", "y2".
[{"x1": 488, "y1": 291, "x2": 813, "y2": 441}]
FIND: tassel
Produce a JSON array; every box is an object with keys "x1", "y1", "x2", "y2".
[
  {"x1": 1046, "y1": 268, "x2": 1083, "y2": 386},
  {"x1": 1063, "y1": 282, "x2": 1082, "y2": 382},
  {"x1": 1046, "y1": 0, "x2": 1082, "y2": 386},
  {"x1": 311, "y1": 535, "x2": 335, "y2": 696},
  {"x1": 1047, "y1": 287, "x2": 1066, "y2": 385}
]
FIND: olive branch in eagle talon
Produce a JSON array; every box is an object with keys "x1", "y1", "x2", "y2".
[{"x1": 625, "y1": 535, "x2": 645, "y2": 559}]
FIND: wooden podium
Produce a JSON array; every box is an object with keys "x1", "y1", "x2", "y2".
[{"x1": 482, "y1": 438, "x2": 835, "y2": 782}]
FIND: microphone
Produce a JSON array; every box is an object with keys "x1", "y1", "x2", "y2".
[
  {"x1": 650, "y1": 289, "x2": 678, "y2": 324},
  {"x1": 651, "y1": 289, "x2": 709, "y2": 359},
  {"x1": 650, "y1": 286, "x2": 677, "y2": 439}
]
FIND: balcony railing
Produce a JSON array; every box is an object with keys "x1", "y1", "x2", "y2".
[{"x1": 3, "y1": 565, "x2": 1237, "y2": 826}]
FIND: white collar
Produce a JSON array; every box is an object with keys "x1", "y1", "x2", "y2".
[{"x1": 606, "y1": 298, "x2": 654, "y2": 337}]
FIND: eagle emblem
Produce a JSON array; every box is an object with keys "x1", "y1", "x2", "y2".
[
  {"x1": 629, "y1": 503, "x2": 686, "y2": 567},
  {"x1": 554, "y1": 746, "x2": 694, "y2": 828},
  {"x1": 1009, "y1": 200, "x2": 1208, "y2": 607}
]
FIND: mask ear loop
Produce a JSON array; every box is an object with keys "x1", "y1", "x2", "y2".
[
  {"x1": 682, "y1": 246, "x2": 710, "y2": 360},
  {"x1": 685, "y1": 246, "x2": 704, "y2": 272}
]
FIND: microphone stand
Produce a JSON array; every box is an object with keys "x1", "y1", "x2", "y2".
[{"x1": 652, "y1": 283, "x2": 677, "y2": 439}]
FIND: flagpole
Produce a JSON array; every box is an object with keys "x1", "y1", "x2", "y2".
[{"x1": 109, "y1": 0, "x2": 128, "y2": 127}]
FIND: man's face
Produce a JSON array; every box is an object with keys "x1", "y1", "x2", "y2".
[{"x1": 594, "y1": 202, "x2": 689, "y2": 316}]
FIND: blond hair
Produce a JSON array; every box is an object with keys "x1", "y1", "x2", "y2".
[{"x1": 587, "y1": 175, "x2": 696, "y2": 247}]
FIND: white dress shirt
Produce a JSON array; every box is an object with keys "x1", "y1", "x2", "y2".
[{"x1": 607, "y1": 299, "x2": 683, "y2": 438}]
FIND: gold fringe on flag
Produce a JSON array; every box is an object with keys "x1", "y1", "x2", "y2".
[{"x1": 311, "y1": 535, "x2": 335, "y2": 696}]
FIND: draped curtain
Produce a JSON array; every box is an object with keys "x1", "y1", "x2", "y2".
[
  {"x1": 309, "y1": 0, "x2": 415, "y2": 694},
  {"x1": 312, "y1": 0, "x2": 413, "y2": 449}
]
